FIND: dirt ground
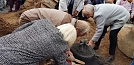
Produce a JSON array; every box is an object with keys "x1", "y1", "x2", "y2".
[{"x1": 0, "y1": 0, "x2": 133, "y2": 65}]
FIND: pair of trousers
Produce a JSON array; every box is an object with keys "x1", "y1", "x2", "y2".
[
  {"x1": 9, "y1": 0, "x2": 19, "y2": 11},
  {"x1": 18, "y1": 0, "x2": 26, "y2": 10},
  {"x1": 95, "y1": 26, "x2": 122, "y2": 55},
  {"x1": 6, "y1": 0, "x2": 9, "y2": 6},
  {"x1": 67, "y1": 1, "x2": 74, "y2": 15},
  {"x1": 130, "y1": 60, "x2": 134, "y2": 65}
]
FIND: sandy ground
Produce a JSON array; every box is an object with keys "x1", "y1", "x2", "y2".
[{"x1": 0, "y1": 0, "x2": 133, "y2": 65}]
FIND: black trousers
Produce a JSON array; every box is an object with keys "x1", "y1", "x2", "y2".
[
  {"x1": 68, "y1": 3, "x2": 74, "y2": 15},
  {"x1": 131, "y1": 17, "x2": 134, "y2": 23},
  {"x1": 95, "y1": 26, "x2": 122, "y2": 55}
]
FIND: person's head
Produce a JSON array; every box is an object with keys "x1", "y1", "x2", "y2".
[
  {"x1": 75, "y1": 20, "x2": 90, "y2": 37},
  {"x1": 71, "y1": 18, "x2": 90, "y2": 37},
  {"x1": 127, "y1": 0, "x2": 133, "y2": 3},
  {"x1": 84, "y1": 0, "x2": 87, "y2": 2},
  {"x1": 57, "y1": 23, "x2": 77, "y2": 47},
  {"x1": 82, "y1": 4, "x2": 94, "y2": 18},
  {"x1": 57, "y1": 19, "x2": 90, "y2": 47},
  {"x1": 105, "y1": 0, "x2": 114, "y2": 4}
]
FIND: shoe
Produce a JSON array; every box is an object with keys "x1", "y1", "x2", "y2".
[
  {"x1": 93, "y1": 45, "x2": 99, "y2": 50},
  {"x1": 8, "y1": 10, "x2": 12, "y2": 12},
  {"x1": 14, "y1": 9, "x2": 18, "y2": 12},
  {"x1": 13, "y1": 10, "x2": 18, "y2": 12},
  {"x1": 132, "y1": 22, "x2": 134, "y2": 24},
  {"x1": 106, "y1": 55, "x2": 115, "y2": 62}
]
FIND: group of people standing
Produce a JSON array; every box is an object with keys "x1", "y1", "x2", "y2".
[
  {"x1": 0, "y1": 0, "x2": 133, "y2": 65},
  {"x1": 8, "y1": 0, "x2": 26, "y2": 12},
  {"x1": 0, "y1": 0, "x2": 26, "y2": 12}
]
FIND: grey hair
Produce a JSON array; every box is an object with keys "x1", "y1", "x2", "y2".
[
  {"x1": 83, "y1": 4, "x2": 94, "y2": 14},
  {"x1": 75, "y1": 20, "x2": 90, "y2": 34},
  {"x1": 57, "y1": 23, "x2": 77, "y2": 47},
  {"x1": 70, "y1": 18, "x2": 90, "y2": 34}
]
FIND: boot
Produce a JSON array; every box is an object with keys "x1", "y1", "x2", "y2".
[{"x1": 106, "y1": 55, "x2": 115, "y2": 62}]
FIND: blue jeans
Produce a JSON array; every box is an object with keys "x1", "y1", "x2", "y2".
[{"x1": 130, "y1": 60, "x2": 134, "y2": 65}]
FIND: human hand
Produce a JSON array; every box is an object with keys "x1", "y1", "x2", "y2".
[
  {"x1": 130, "y1": 15, "x2": 133, "y2": 19},
  {"x1": 64, "y1": 10, "x2": 68, "y2": 13},
  {"x1": 72, "y1": 10, "x2": 78, "y2": 17},
  {"x1": 67, "y1": 55, "x2": 75, "y2": 61},
  {"x1": 84, "y1": 0, "x2": 87, "y2": 2},
  {"x1": 65, "y1": 49, "x2": 75, "y2": 61},
  {"x1": 88, "y1": 40, "x2": 95, "y2": 47}
]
